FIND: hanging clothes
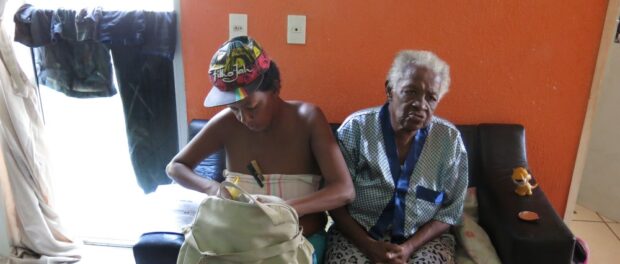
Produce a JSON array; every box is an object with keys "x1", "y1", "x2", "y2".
[
  {"x1": 106, "y1": 10, "x2": 178, "y2": 193},
  {"x1": 1, "y1": 2, "x2": 81, "y2": 261},
  {"x1": 111, "y1": 45, "x2": 178, "y2": 193},
  {"x1": 12, "y1": 4, "x2": 178, "y2": 193},
  {"x1": 15, "y1": 4, "x2": 116, "y2": 98}
]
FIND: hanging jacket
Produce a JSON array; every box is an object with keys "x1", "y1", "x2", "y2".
[
  {"x1": 15, "y1": 4, "x2": 115, "y2": 98},
  {"x1": 13, "y1": 4, "x2": 179, "y2": 193}
]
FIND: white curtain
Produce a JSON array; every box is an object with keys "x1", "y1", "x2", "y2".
[{"x1": 0, "y1": 0, "x2": 80, "y2": 262}]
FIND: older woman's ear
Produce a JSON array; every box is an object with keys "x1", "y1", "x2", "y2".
[{"x1": 385, "y1": 80, "x2": 393, "y2": 101}]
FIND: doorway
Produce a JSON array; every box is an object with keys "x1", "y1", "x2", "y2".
[
  {"x1": 566, "y1": 0, "x2": 620, "y2": 223},
  {"x1": 565, "y1": 0, "x2": 620, "y2": 262}
]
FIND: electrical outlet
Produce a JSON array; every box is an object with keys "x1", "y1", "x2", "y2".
[
  {"x1": 229, "y1": 14, "x2": 247, "y2": 39},
  {"x1": 287, "y1": 15, "x2": 306, "y2": 44}
]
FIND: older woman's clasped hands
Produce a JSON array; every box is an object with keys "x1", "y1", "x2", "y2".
[{"x1": 370, "y1": 240, "x2": 415, "y2": 264}]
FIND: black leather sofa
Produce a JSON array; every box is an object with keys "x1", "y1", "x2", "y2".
[
  {"x1": 459, "y1": 124, "x2": 575, "y2": 263},
  {"x1": 133, "y1": 120, "x2": 576, "y2": 264}
]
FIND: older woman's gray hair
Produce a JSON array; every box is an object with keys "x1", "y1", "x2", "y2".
[{"x1": 386, "y1": 50, "x2": 451, "y2": 99}]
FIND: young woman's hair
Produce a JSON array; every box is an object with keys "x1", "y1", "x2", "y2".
[{"x1": 257, "y1": 61, "x2": 281, "y2": 92}]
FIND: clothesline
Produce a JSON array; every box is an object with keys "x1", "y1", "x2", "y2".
[{"x1": 14, "y1": 4, "x2": 176, "y2": 58}]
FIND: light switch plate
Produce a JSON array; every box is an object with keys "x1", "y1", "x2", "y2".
[
  {"x1": 229, "y1": 14, "x2": 247, "y2": 39},
  {"x1": 287, "y1": 15, "x2": 306, "y2": 44}
]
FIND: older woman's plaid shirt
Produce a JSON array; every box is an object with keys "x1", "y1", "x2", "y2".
[{"x1": 337, "y1": 106, "x2": 468, "y2": 238}]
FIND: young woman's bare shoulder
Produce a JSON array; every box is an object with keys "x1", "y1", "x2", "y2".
[
  {"x1": 209, "y1": 108, "x2": 237, "y2": 124},
  {"x1": 199, "y1": 108, "x2": 241, "y2": 137},
  {"x1": 287, "y1": 101, "x2": 327, "y2": 126}
]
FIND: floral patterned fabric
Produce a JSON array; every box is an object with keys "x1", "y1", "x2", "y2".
[
  {"x1": 453, "y1": 188, "x2": 501, "y2": 264},
  {"x1": 325, "y1": 228, "x2": 455, "y2": 264}
]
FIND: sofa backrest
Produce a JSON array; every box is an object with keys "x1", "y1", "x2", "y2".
[
  {"x1": 189, "y1": 120, "x2": 226, "y2": 182},
  {"x1": 456, "y1": 125, "x2": 480, "y2": 187},
  {"x1": 188, "y1": 119, "x2": 527, "y2": 188}
]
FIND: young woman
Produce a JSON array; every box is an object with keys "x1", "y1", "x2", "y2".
[{"x1": 166, "y1": 36, "x2": 354, "y2": 263}]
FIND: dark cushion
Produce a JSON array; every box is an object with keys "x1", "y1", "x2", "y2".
[
  {"x1": 133, "y1": 232, "x2": 184, "y2": 264},
  {"x1": 330, "y1": 123, "x2": 340, "y2": 135},
  {"x1": 478, "y1": 124, "x2": 528, "y2": 176},
  {"x1": 188, "y1": 120, "x2": 226, "y2": 182}
]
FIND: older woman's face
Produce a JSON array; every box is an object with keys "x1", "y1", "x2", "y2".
[{"x1": 388, "y1": 66, "x2": 440, "y2": 132}]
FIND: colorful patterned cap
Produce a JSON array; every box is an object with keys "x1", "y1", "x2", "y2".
[{"x1": 204, "y1": 36, "x2": 271, "y2": 107}]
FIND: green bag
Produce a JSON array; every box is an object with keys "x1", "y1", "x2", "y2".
[{"x1": 177, "y1": 181, "x2": 314, "y2": 264}]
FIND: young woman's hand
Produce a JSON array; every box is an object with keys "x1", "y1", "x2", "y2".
[{"x1": 216, "y1": 184, "x2": 232, "y2": 198}]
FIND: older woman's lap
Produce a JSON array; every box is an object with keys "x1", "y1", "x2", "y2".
[{"x1": 324, "y1": 228, "x2": 456, "y2": 264}]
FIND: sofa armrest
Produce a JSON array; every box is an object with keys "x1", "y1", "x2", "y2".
[
  {"x1": 477, "y1": 172, "x2": 575, "y2": 264},
  {"x1": 477, "y1": 124, "x2": 575, "y2": 264}
]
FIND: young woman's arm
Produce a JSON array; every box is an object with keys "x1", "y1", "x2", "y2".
[
  {"x1": 286, "y1": 104, "x2": 355, "y2": 216},
  {"x1": 166, "y1": 110, "x2": 230, "y2": 194}
]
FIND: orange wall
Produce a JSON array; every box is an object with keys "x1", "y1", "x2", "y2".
[{"x1": 180, "y1": 0, "x2": 607, "y2": 215}]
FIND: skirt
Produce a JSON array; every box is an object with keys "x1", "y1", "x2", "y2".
[{"x1": 324, "y1": 227, "x2": 455, "y2": 264}]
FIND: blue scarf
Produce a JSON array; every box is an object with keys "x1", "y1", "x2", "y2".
[{"x1": 369, "y1": 103, "x2": 428, "y2": 243}]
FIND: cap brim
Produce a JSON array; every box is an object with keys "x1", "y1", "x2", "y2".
[{"x1": 203, "y1": 74, "x2": 265, "y2": 107}]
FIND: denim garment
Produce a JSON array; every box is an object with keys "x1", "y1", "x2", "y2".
[
  {"x1": 75, "y1": 7, "x2": 103, "y2": 42},
  {"x1": 13, "y1": 4, "x2": 52, "y2": 47},
  {"x1": 141, "y1": 12, "x2": 176, "y2": 59},
  {"x1": 112, "y1": 46, "x2": 178, "y2": 193},
  {"x1": 98, "y1": 11, "x2": 176, "y2": 59},
  {"x1": 98, "y1": 10, "x2": 145, "y2": 47},
  {"x1": 33, "y1": 41, "x2": 115, "y2": 98},
  {"x1": 14, "y1": 6, "x2": 116, "y2": 98},
  {"x1": 108, "y1": 12, "x2": 178, "y2": 192}
]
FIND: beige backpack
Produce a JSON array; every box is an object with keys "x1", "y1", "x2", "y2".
[{"x1": 177, "y1": 181, "x2": 314, "y2": 264}]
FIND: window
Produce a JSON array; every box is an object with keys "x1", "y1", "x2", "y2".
[{"x1": 15, "y1": 0, "x2": 195, "y2": 246}]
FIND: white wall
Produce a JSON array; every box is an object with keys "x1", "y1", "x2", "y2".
[
  {"x1": 173, "y1": 0, "x2": 188, "y2": 148},
  {"x1": 578, "y1": 39, "x2": 620, "y2": 221}
]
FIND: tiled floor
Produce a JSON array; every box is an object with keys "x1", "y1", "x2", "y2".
[{"x1": 570, "y1": 204, "x2": 620, "y2": 264}]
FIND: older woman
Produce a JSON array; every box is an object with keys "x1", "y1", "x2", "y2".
[{"x1": 326, "y1": 51, "x2": 468, "y2": 264}]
